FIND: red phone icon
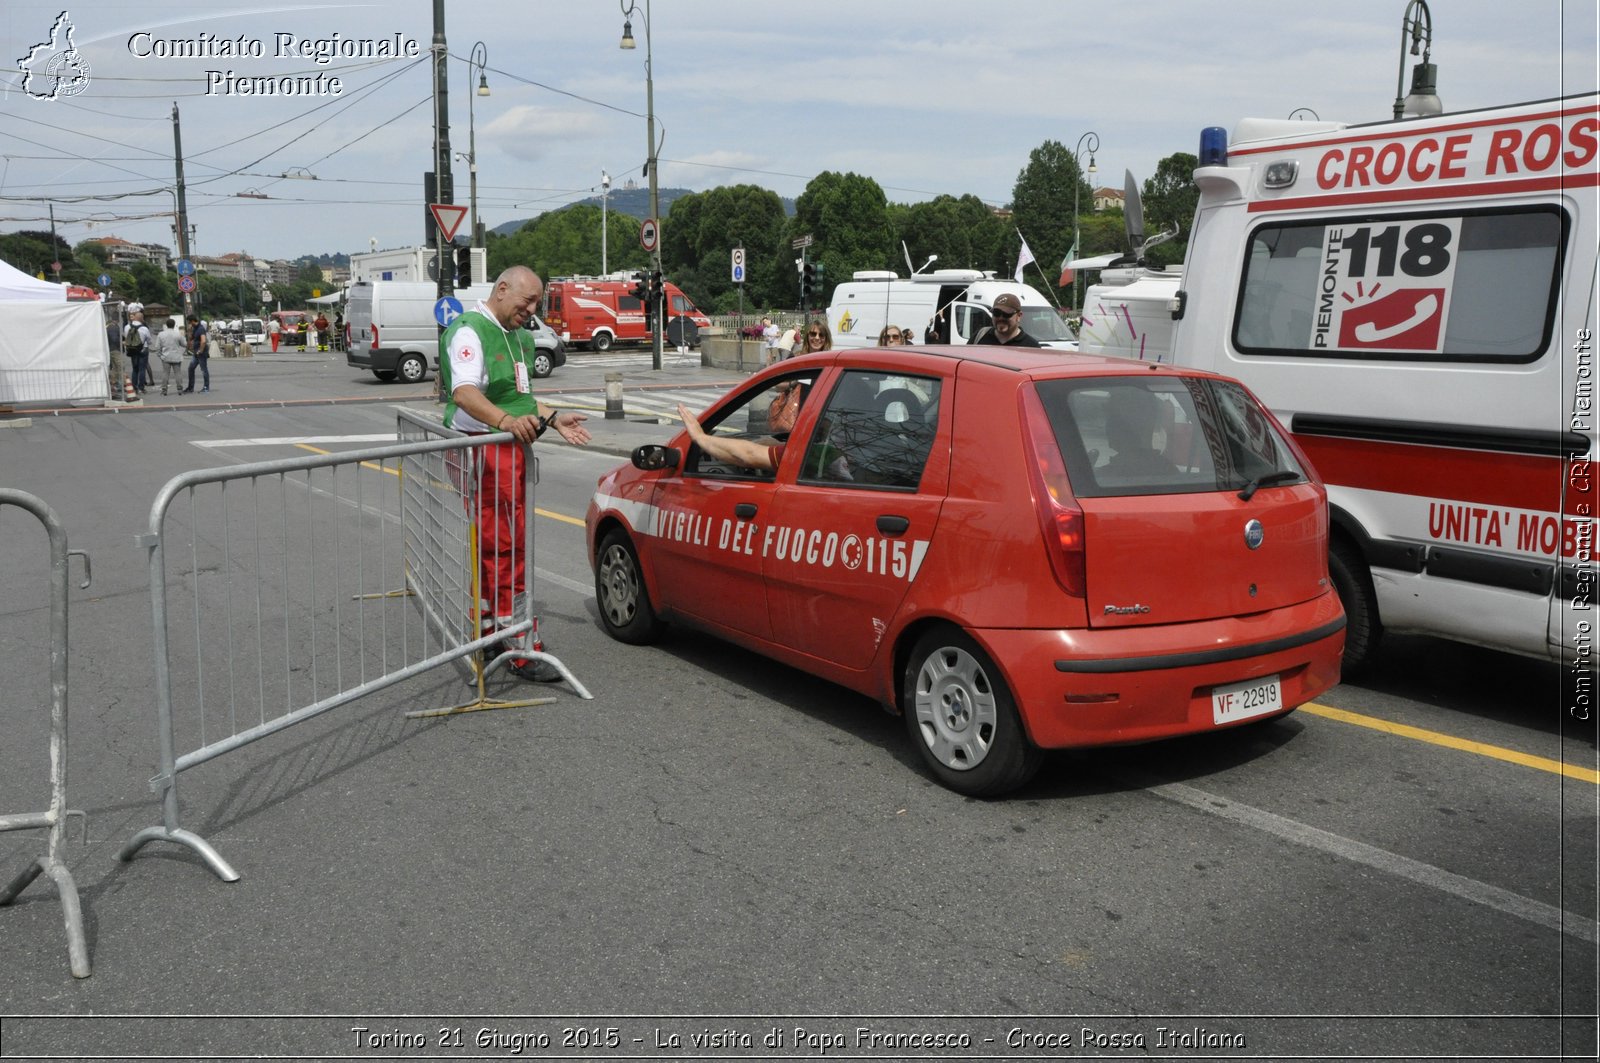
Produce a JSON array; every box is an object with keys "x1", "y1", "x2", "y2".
[{"x1": 1339, "y1": 289, "x2": 1445, "y2": 350}]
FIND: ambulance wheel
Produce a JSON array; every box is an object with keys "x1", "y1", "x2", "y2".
[
  {"x1": 595, "y1": 529, "x2": 663, "y2": 645},
  {"x1": 532, "y1": 350, "x2": 553, "y2": 378},
  {"x1": 903, "y1": 627, "x2": 1042, "y2": 797},
  {"x1": 397, "y1": 353, "x2": 427, "y2": 384},
  {"x1": 590, "y1": 331, "x2": 614, "y2": 352},
  {"x1": 1329, "y1": 538, "x2": 1381, "y2": 673}
]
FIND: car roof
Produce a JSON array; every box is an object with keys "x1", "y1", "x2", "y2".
[{"x1": 795, "y1": 345, "x2": 1227, "y2": 382}]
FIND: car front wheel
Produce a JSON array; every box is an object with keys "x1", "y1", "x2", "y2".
[
  {"x1": 396, "y1": 353, "x2": 427, "y2": 384},
  {"x1": 532, "y1": 350, "x2": 553, "y2": 377},
  {"x1": 904, "y1": 627, "x2": 1041, "y2": 797},
  {"x1": 595, "y1": 529, "x2": 663, "y2": 644}
]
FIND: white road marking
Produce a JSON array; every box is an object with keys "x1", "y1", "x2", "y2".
[{"x1": 1148, "y1": 780, "x2": 1599, "y2": 944}]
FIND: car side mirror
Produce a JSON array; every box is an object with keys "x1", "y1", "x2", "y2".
[{"x1": 632, "y1": 444, "x2": 680, "y2": 472}]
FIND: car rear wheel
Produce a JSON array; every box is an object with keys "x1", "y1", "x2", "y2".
[
  {"x1": 903, "y1": 628, "x2": 1042, "y2": 797},
  {"x1": 595, "y1": 529, "x2": 663, "y2": 644},
  {"x1": 396, "y1": 353, "x2": 427, "y2": 384},
  {"x1": 1329, "y1": 538, "x2": 1381, "y2": 673},
  {"x1": 532, "y1": 350, "x2": 553, "y2": 378},
  {"x1": 590, "y1": 331, "x2": 613, "y2": 352}
]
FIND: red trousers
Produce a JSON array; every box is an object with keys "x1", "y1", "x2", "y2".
[{"x1": 474, "y1": 441, "x2": 527, "y2": 625}]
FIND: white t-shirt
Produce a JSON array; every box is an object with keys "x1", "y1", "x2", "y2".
[
  {"x1": 762, "y1": 322, "x2": 780, "y2": 349},
  {"x1": 446, "y1": 302, "x2": 520, "y2": 433}
]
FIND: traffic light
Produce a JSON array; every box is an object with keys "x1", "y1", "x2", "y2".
[
  {"x1": 800, "y1": 262, "x2": 816, "y2": 302},
  {"x1": 454, "y1": 244, "x2": 473, "y2": 287},
  {"x1": 628, "y1": 271, "x2": 648, "y2": 303},
  {"x1": 649, "y1": 270, "x2": 663, "y2": 306}
]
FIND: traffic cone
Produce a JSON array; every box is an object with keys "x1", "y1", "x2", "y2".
[{"x1": 123, "y1": 376, "x2": 140, "y2": 404}]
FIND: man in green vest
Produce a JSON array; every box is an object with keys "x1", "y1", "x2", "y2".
[{"x1": 442, "y1": 265, "x2": 591, "y2": 683}]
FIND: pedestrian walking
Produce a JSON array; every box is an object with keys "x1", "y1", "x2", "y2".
[
  {"x1": 181, "y1": 313, "x2": 211, "y2": 393},
  {"x1": 154, "y1": 318, "x2": 185, "y2": 395}
]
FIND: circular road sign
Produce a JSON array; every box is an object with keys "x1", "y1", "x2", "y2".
[
  {"x1": 639, "y1": 218, "x2": 659, "y2": 252},
  {"x1": 434, "y1": 295, "x2": 464, "y2": 328},
  {"x1": 177, "y1": 258, "x2": 195, "y2": 276},
  {"x1": 176, "y1": 274, "x2": 197, "y2": 293}
]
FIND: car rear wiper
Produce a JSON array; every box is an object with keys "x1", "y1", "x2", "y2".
[{"x1": 1237, "y1": 470, "x2": 1303, "y2": 501}]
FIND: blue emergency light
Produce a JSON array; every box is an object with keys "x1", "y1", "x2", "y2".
[{"x1": 1199, "y1": 126, "x2": 1229, "y2": 166}]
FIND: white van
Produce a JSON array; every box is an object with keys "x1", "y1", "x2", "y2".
[
  {"x1": 827, "y1": 269, "x2": 1076, "y2": 349},
  {"x1": 1077, "y1": 264, "x2": 1183, "y2": 362},
  {"x1": 1167, "y1": 92, "x2": 1597, "y2": 669},
  {"x1": 345, "y1": 280, "x2": 565, "y2": 384}
]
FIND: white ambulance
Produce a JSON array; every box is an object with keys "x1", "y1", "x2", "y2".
[
  {"x1": 827, "y1": 269, "x2": 1077, "y2": 349},
  {"x1": 1166, "y1": 92, "x2": 1597, "y2": 669}
]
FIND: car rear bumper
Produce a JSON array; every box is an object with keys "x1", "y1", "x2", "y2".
[
  {"x1": 346, "y1": 347, "x2": 405, "y2": 372},
  {"x1": 974, "y1": 593, "x2": 1345, "y2": 749}
]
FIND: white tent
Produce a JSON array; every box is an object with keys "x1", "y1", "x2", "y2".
[
  {"x1": 0, "y1": 256, "x2": 68, "y2": 301},
  {"x1": 0, "y1": 257, "x2": 109, "y2": 406}
]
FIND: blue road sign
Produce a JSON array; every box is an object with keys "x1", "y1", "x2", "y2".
[
  {"x1": 435, "y1": 296, "x2": 464, "y2": 327},
  {"x1": 177, "y1": 258, "x2": 195, "y2": 276},
  {"x1": 733, "y1": 264, "x2": 745, "y2": 284},
  {"x1": 98, "y1": 273, "x2": 110, "y2": 287}
]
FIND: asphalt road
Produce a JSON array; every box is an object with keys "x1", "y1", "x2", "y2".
[{"x1": 0, "y1": 347, "x2": 1595, "y2": 1060}]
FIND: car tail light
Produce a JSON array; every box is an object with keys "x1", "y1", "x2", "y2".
[
  {"x1": 1019, "y1": 385, "x2": 1086, "y2": 598},
  {"x1": 370, "y1": 324, "x2": 379, "y2": 350}
]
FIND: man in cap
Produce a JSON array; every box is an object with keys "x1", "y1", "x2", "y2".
[{"x1": 974, "y1": 292, "x2": 1042, "y2": 347}]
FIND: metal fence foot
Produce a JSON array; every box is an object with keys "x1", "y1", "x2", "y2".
[
  {"x1": 118, "y1": 826, "x2": 241, "y2": 883},
  {"x1": 0, "y1": 857, "x2": 90, "y2": 977}
]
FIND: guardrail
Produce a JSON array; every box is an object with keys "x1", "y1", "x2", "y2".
[
  {"x1": 118, "y1": 414, "x2": 590, "y2": 883},
  {"x1": 0, "y1": 489, "x2": 93, "y2": 978}
]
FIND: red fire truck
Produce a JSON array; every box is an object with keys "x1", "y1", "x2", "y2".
[{"x1": 543, "y1": 275, "x2": 712, "y2": 351}]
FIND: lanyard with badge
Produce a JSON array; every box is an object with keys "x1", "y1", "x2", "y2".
[{"x1": 511, "y1": 331, "x2": 531, "y2": 394}]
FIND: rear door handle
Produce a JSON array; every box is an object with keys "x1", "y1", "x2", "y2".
[
  {"x1": 735, "y1": 503, "x2": 758, "y2": 519},
  {"x1": 877, "y1": 515, "x2": 910, "y2": 535}
]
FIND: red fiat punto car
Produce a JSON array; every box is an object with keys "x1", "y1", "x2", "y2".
[{"x1": 585, "y1": 347, "x2": 1344, "y2": 796}]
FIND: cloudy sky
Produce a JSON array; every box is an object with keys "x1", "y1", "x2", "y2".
[{"x1": 2, "y1": 0, "x2": 1595, "y2": 264}]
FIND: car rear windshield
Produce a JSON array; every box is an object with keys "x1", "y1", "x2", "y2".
[{"x1": 1035, "y1": 376, "x2": 1306, "y2": 498}]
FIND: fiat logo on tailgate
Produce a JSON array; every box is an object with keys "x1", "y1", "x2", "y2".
[{"x1": 1244, "y1": 519, "x2": 1265, "y2": 550}]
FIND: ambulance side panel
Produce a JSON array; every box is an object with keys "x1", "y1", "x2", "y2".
[{"x1": 1170, "y1": 95, "x2": 1599, "y2": 664}]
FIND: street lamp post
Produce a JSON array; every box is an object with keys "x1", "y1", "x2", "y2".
[
  {"x1": 601, "y1": 170, "x2": 610, "y2": 275},
  {"x1": 1072, "y1": 131, "x2": 1099, "y2": 312},
  {"x1": 1393, "y1": 0, "x2": 1441, "y2": 120},
  {"x1": 468, "y1": 41, "x2": 489, "y2": 248},
  {"x1": 620, "y1": 0, "x2": 662, "y2": 370}
]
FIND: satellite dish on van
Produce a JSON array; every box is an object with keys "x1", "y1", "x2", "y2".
[{"x1": 1117, "y1": 169, "x2": 1180, "y2": 268}]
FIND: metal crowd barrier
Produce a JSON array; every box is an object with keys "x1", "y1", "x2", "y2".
[
  {"x1": 0, "y1": 489, "x2": 93, "y2": 978},
  {"x1": 119, "y1": 414, "x2": 591, "y2": 882}
]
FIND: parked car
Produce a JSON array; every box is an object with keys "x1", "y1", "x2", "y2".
[
  {"x1": 586, "y1": 346, "x2": 1345, "y2": 796},
  {"x1": 344, "y1": 280, "x2": 564, "y2": 383}
]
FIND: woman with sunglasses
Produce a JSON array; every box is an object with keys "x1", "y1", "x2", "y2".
[
  {"x1": 877, "y1": 325, "x2": 904, "y2": 346},
  {"x1": 799, "y1": 319, "x2": 832, "y2": 355}
]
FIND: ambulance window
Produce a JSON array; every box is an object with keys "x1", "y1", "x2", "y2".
[
  {"x1": 1235, "y1": 207, "x2": 1563, "y2": 363},
  {"x1": 671, "y1": 294, "x2": 691, "y2": 314},
  {"x1": 619, "y1": 295, "x2": 643, "y2": 311},
  {"x1": 800, "y1": 370, "x2": 941, "y2": 490}
]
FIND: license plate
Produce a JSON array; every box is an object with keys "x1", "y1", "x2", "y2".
[{"x1": 1211, "y1": 674, "x2": 1282, "y2": 725}]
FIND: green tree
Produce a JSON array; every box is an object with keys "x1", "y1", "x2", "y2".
[
  {"x1": 783, "y1": 172, "x2": 895, "y2": 309},
  {"x1": 0, "y1": 230, "x2": 68, "y2": 280},
  {"x1": 127, "y1": 260, "x2": 175, "y2": 306},
  {"x1": 892, "y1": 194, "x2": 1007, "y2": 274},
  {"x1": 661, "y1": 184, "x2": 787, "y2": 311},
  {"x1": 1009, "y1": 141, "x2": 1094, "y2": 303},
  {"x1": 489, "y1": 205, "x2": 650, "y2": 280}
]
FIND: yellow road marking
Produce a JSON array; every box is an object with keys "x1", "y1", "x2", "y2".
[
  {"x1": 1302, "y1": 702, "x2": 1600, "y2": 784},
  {"x1": 293, "y1": 443, "x2": 585, "y2": 527}
]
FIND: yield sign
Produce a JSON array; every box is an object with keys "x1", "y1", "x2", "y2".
[{"x1": 430, "y1": 203, "x2": 469, "y2": 244}]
